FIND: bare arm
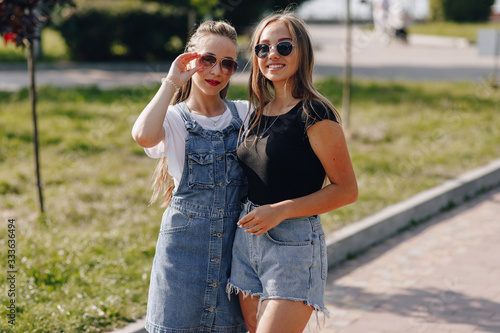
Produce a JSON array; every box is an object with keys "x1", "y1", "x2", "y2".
[
  {"x1": 238, "y1": 119, "x2": 358, "y2": 235},
  {"x1": 131, "y1": 52, "x2": 201, "y2": 148}
]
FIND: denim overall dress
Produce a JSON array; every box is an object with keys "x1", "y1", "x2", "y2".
[{"x1": 145, "y1": 100, "x2": 248, "y2": 333}]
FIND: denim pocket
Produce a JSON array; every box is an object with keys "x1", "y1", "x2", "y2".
[
  {"x1": 226, "y1": 151, "x2": 246, "y2": 186},
  {"x1": 264, "y1": 219, "x2": 313, "y2": 246},
  {"x1": 187, "y1": 152, "x2": 214, "y2": 189},
  {"x1": 160, "y1": 207, "x2": 193, "y2": 234}
]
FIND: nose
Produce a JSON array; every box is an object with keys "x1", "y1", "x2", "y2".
[
  {"x1": 210, "y1": 60, "x2": 223, "y2": 75},
  {"x1": 268, "y1": 45, "x2": 280, "y2": 59}
]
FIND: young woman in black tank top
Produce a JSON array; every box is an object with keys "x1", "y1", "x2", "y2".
[{"x1": 227, "y1": 11, "x2": 358, "y2": 333}]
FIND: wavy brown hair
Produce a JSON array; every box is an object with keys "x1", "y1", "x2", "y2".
[
  {"x1": 150, "y1": 20, "x2": 238, "y2": 207},
  {"x1": 246, "y1": 10, "x2": 341, "y2": 141}
]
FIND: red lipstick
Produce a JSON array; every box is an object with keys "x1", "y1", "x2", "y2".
[{"x1": 206, "y1": 79, "x2": 221, "y2": 86}]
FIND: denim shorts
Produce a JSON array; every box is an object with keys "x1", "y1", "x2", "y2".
[{"x1": 227, "y1": 199, "x2": 329, "y2": 319}]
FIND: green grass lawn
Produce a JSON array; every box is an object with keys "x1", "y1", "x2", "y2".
[
  {"x1": 409, "y1": 21, "x2": 500, "y2": 43},
  {"x1": 0, "y1": 79, "x2": 499, "y2": 331}
]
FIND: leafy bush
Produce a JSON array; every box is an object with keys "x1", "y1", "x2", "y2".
[
  {"x1": 429, "y1": 0, "x2": 445, "y2": 21},
  {"x1": 57, "y1": 9, "x2": 116, "y2": 61},
  {"x1": 54, "y1": 6, "x2": 187, "y2": 61},
  {"x1": 431, "y1": 0, "x2": 495, "y2": 22},
  {"x1": 54, "y1": 0, "x2": 309, "y2": 61},
  {"x1": 145, "y1": 0, "x2": 309, "y2": 37},
  {"x1": 115, "y1": 11, "x2": 187, "y2": 61}
]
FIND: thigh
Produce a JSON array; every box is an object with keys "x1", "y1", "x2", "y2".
[
  {"x1": 257, "y1": 299, "x2": 313, "y2": 333},
  {"x1": 239, "y1": 293, "x2": 260, "y2": 333}
]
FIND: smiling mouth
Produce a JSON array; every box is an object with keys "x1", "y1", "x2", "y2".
[
  {"x1": 267, "y1": 64, "x2": 285, "y2": 70},
  {"x1": 206, "y1": 79, "x2": 221, "y2": 86}
]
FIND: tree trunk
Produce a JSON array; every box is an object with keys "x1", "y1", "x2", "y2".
[
  {"x1": 28, "y1": 41, "x2": 44, "y2": 213},
  {"x1": 342, "y1": 0, "x2": 352, "y2": 137},
  {"x1": 33, "y1": 26, "x2": 42, "y2": 60}
]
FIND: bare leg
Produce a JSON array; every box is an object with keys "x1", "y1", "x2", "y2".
[
  {"x1": 256, "y1": 299, "x2": 313, "y2": 333},
  {"x1": 239, "y1": 293, "x2": 260, "y2": 333}
]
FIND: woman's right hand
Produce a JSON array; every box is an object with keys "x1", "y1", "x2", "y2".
[
  {"x1": 132, "y1": 52, "x2": 202, "y2": 148},
  {"x1": 165, "y1": 52, "x2": 202, "y2": 88}
]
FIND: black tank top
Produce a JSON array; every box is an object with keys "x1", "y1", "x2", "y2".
[{"x1": 237, "y1": 100, "x2": 338, "y2": 205}]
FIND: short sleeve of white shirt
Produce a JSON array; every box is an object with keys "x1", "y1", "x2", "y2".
[{"x1": 144, "y1": 100, "x2": 252, "y2": 188}]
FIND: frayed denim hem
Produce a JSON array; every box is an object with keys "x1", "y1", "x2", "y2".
[
  {"x1": 304, "y1": 300, "x2": 330, "y2": 330},
  {"x1": 226, "y1": 281, "x2": 263, "y2": 301},
  {"x1": 226, "y1": 282, "x2": 329, "y2": 329}
]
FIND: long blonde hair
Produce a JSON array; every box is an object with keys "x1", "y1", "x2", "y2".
[
  {"x1": 246, "y1": 10, "x2": 341, "y2": 140},
  {"x1": 150, "y1": 20, "x2": 238, "y2": 207}
]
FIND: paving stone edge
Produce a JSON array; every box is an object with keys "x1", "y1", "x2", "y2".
[
  {"x1": 325, "y1": 158, "x2": 500, "y2": 268},
  {"x1": 114, "y1": 158, "x2": 500, "y2": 333}
]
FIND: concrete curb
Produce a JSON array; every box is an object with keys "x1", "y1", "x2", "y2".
[
  {"x1": 325, "y1": 158, "x2": 500, "y2": 268},
  {"x1": 112, "y1": 318, "x2": 146, "y2": 333},
  {"x1": 409, "y1": 34, "x2": 470, "y2": 48},
  {"x1": 115, "y1": 158, "x2": 500, "y2": 333}
]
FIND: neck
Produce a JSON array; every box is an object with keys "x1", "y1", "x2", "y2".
[
  {"x1": 264, "y1": 84, "x2": 297, "y2": 116},
  {"x1": 272, "y1": 76, "x2": 294, "y2": 99},
  {"x1": 186, "y1": 94, "x2": 225, "y2": 117}
]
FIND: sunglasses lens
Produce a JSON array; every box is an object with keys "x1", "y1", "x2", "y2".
[
  {"x1": 200, "y1": 55, "x2": 216, "y2": 68},
  {"x1": 221, "y1": 59, "x2": 238, "y2": 75},
  {"x1": 255, "y1": 42, "x2": 293, "y2": 58},
  {"x1": 255, "y1": 44, "x2": 270, "y2": 58},
  {"x1": 277, "y1": 41, "x2": 293, "y2": 56}
]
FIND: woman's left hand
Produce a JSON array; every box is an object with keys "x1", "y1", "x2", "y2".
[{"x1": 237, "y1": 205, "x2": 286, "y2": 235}]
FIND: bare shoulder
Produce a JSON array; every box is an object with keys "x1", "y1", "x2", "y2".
[{"x1": 307, "y1": 119, "x2": 345, "y2": 146}]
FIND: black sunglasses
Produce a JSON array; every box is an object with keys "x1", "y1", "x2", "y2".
[
  {"x1": 197, "y1": 54, "x2": 238, "y2": 75},
  {"x1": 255, "y1": 41, "x2": 294, "y2": 59}
]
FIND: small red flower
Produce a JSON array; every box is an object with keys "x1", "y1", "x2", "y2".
[{"x1": 3, "y1": 32, "x2": 16, "y2": 44}]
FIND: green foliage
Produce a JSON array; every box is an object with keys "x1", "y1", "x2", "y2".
[
  {"x1": 0, "y1": 40, "x2": 25, "y2": 61},
  {"x1": 57, "y1": 9, "x2": 115, "y2": 61},
  {"x1": 54, "y1": 4, "x2": 187, "y2": 61},
  {"x1": 0, "y1": 27, "x2": 69, "y2": 62},
  {"x1": 50, "y1": 0, "x2": 308, "y2": 62},
  {"x1": 0, "y1": 0, "x2": 74, "y2": 46},
  {"x1": 432, "y1": 0, "x2": 495, "y2": 22},
  {"x1": 147, "y1": 0, "x2": 308, "y2": 35},
  {"x1": 222, "y1": 0, "x2": 308, "y2": 33},
  {"x1": 189, "y1": 0, "x2": 221, "y2": 17},
  {"x1": 429, "y1": 0, "x2": 445, "y2": 21}
]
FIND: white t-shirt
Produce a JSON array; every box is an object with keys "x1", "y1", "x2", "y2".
[{"x1": 145, "y1": 100, "x2": 252, "y2": 189}]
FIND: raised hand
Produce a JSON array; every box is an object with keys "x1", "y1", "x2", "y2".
[{"x1": 165, "y1": 52, "x2": 202, "y2": 88}]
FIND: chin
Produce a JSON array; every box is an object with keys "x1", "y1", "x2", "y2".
[
  {"x1": 202, "y1": 87, "x2": 225, "y2": 96},
  {"x1": 264, "y1": 73, "x2": 291, "y2": 82}
]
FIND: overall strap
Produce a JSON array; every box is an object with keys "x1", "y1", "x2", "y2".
[
  {"x1": 224, "y1": 99, "x2": 243, "y2": 128},
  {"x1": 173, "y1": 102, "x2": 196, "y2": 131}
]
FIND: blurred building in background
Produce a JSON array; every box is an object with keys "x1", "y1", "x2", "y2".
[{"x1": 298, "y1": 0, "x2": 500, "y2": 22}]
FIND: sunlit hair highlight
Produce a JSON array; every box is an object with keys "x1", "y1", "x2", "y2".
[{"x1": 151, "y1": 20, "x2": 238, "y2": 207}]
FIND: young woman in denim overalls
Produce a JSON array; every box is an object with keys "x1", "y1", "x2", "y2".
[
  {"x1": 227, "y1": 12, "x2": 358, "y2": 333},
  {"x1": 132, "y1": 21, "x2": 249, "y2": 333}
]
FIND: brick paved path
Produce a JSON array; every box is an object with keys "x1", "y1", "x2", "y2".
[{"x1": 307, "y1": 188, "x2": 500, "y2": 333}]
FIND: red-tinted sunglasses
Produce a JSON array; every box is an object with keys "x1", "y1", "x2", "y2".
[{"x1": 197, "y1": 53, "x2": 238, "y2": 75}]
